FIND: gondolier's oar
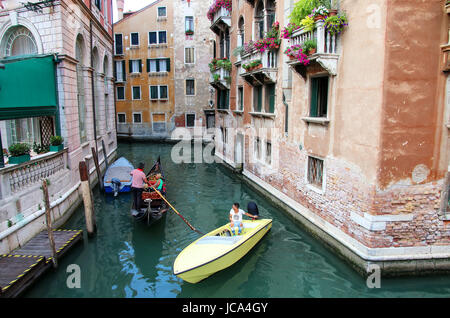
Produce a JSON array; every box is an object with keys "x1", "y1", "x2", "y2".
[{"x1": 148, "y1": 185, "x2": 204, "y2": 235}]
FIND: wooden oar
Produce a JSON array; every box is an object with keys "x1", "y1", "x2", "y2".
[{"x1": 148, "y1": 185, "x2": 204, "y2": 235}]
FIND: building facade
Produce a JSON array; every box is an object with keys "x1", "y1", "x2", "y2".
[
  {"x1": 113, "y1": 0, "x2": 213, "y2": 140},
  {"x1": 0, "y1": 0, "x2": 117, "y2": 254},
  {"x1": 211, "y1": 0, "x2": 450, "y2": 275}
]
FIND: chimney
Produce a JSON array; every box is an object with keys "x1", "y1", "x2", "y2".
[{"x1": 116, "y1": 0, "x2": 124, "y2": 21}]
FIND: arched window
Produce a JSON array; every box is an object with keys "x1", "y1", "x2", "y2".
[
  {"x1": 92, "y1": 47, "x2": 101, "y2": 135},
  {"x1": 2, "y1": 25, "x2": 38, "y2": 57},
  {"x1": 103, "y1": 55, "x2": 111, "y2": 131},
  {"x1": 266, "y1": 0, "x2": 276, "y2": 30},
  {"x1": 75, "y1": 34, "x2": 87, "y2": 143},
  {"x1": 238, "y1": 16, "x2": 245, "y2": 47},
  {"x1": 255, "y1": 1, "x2": 265, "y2": 40}
]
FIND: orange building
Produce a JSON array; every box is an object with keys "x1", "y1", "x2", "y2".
[{"x1": 114, "y1": 0, "x2": 175, "y2": 138}]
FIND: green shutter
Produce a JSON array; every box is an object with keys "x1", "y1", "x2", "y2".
[
  {"x1": 146, "y1": 59, "x2": 150, "y2": 72},
  {"x1": 156, "y1": 59, "x2": 160, "y2": 72},
  {"x1": 166, "y1": 58, "x2": 170, "y2": 72},
  {"x1": 268, "y1": 84, "x2": 275, "y2": 113},
  {"x1": 139, "y1": 59, "x2": 142, "y2": 73},
  {"x1": 257, "y1": 86, "x2": 262, "y2": 112},
  {"x1": 129, "y1": 60, "x2": 133, "y2": 73},
  {"x1": 310, "y1": 78, "x2": 319, "y2": 117}
]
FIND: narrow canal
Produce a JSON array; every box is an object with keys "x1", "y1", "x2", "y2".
[{"x1": 24, "y1": 142, "x2": 450, "y2": 298}]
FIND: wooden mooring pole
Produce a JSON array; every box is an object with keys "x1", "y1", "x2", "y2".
[
  {"x1": 101, "y1": 139, "x2": 109, "y2": 170},
  {"x1": 91, "y1": 147, "x2": 103, "y2": 191},
  {"x1": 79, "y1": 161, "x2": 96, "y2": 237},
  {"x1": 42, "y1": 180, "x2": 58, "y2": 268}
]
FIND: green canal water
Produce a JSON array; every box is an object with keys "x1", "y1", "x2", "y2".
[{"x1": 24, "y1": 142, "x2": 450, "y2": 298}]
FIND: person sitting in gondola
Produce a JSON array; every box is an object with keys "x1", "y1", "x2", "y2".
[
  {"x1": 130, "y1": 162, "x2": 149, "y2": 211},
  {"x1": 149, "y1": 173, "x2": 166, "y2": 196}
]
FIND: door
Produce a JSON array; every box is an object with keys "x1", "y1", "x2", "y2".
[{"x1": 235, "y1": 133, "x2": 244, "y2": 170}]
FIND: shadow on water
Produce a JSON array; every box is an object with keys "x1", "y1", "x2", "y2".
[{"x1": 22, "y1": 142, "x2": 450, "y2": 298}]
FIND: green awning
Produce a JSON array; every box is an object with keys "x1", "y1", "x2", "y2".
[{"x1": 0, "y1": 54, "x2": 58, "y2": 120}]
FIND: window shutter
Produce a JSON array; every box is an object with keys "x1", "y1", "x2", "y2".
[
  {"x1": 310, "y1": 78, "x2": 319, "y2": 117},
  {"x1": 268, "y1": 84, "x2": 275, "y2": 113},
  {"x1": 122, "y1": 60, "x2": 126, "y2": 79},
  {"x1": 129, "y1": 60, "x2": 133, "y2": 73},
  {"x1": 139, "y1": 60, "x2": 142, "y2": 73},
  {"x1": 257, "y1": 86, "x2": 262, "y2": 112},
  {"x1": 146, "y1": 59, "x2": 150, "y2": 72},
  {"x1": 113, "y1": 61, "x2": 117, "y2": 79},
  {"x1": 156, "y1": 59, "x2": 160, "y2": 72},
  {"x1": 166, "y1": 58, "x2": 170, "y2": 72}
]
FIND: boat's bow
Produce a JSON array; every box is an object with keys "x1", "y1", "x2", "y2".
[{"x1": 173, "y1": 219, "x2": 272, "y2": 283}]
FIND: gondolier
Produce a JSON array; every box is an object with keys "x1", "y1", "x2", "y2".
[{"x1": 130, "y1": 162, "x2": 149, "y2": 211}]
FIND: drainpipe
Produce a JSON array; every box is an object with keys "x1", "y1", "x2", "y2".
[
  {"x1": 89, "y1": 2, "x2": 99, "y2": 162},
  {"x1": 112, "y1": 0, "x2": 117, "y2": 134},
  {"x1": 0, "y1": 63, "x2": 4, "y2": 168}
]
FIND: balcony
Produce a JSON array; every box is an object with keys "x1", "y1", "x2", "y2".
[
  {"x1": 210, "y1": 7, "x2": 231, "y2": 35},
  {"x1": 0, "y1": 149, "x2": 68, "y2": 199},
  {"x1": 240, "y1": 50, "x2": 278, "y2": 86},
  {"x1": 210, "y1": 67, "x2": 231, "y2": 90},
  {"x1": 286, "y1": 21, "x2": 339, "y2": 78}
]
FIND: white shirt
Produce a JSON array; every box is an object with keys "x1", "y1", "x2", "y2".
[{"x1": 229, "y1": 209, "x2": 245, "y2": 224}]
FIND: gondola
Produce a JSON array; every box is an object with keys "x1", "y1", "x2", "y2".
[{"x1": 130, "y1": 156, "x2": 169, "y2": 225}]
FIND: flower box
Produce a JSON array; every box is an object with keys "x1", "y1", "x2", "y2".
[
  {"x1": 9, "y1": 154, "x2": 30, "y2": 165},
  {"x1": 50, "y1": 144, "x2": 64, "y2": 152}
]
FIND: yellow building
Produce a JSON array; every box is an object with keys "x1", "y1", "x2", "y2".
[{"x1": 114, "y1": 0, "x2": 175, "y2": 138}]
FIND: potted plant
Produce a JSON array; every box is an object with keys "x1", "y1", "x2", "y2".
[
  {"x1": 33, "y1": 142, "x2": 50, "y2": 155},
  {"x1": 213, "y1": 73, "x2": 220, "y2": 82},
  {"x1": 49, "y1": 136, "x2": 64, "y2": 152},
  {"x1": 324, "y1": 14, "x2": 348, "y2": 36},
  {"x1": 312, "y1": 5, "x2": 329, "y2": 20},
  {"x1": 300, "y1": 15, "x2": 315, "y2": 32},
  {"x1": 185, "y1": 30, "x2": 194, "y2": 36},
  {"x1": 289, "y1": 0, "x2": 331, "y2": 25},
  {"x1": 302, "y1": 39, "x2": 317, "y2": 55},
  {"x1": 8, "y1": 143, "x2": 31, "y2": 164}
]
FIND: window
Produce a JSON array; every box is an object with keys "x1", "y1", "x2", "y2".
[
  {"x1": 133, "y1": 113, "x2": 142, "y2": 123},
  {"x1": 253, "y1": 86, "x2": 263, "y2": 112},
  {"x1": 114, "y1": 34, "x2": 123, "y2": 55},
  {"x1": 254, "y1": 137, "x2": 261, "y2": 160},
  {"x1": 186, "y1": 114, "x2": 196, "y2": 127},
  {"x1": 185, "y1": 47, "x2": 195, "y2": 64},
  {"x1": 94, "y1": 0, "x2": 101, "y2": 10},
  {"x1": 2, "y1": 26, "x2": 38, "y2": 57},
  {"x1": 130, "y1": 33, "x2": 139, "y2": 46},
  {"x1": 159, "y1": 31, "x2": 167, "y2": 44},
  {"x1": 129, "y1": 59, "x2": 142, "y2": 73},
  {"x1": 147, "y1": 58, "x2": 170, "y2": 73},
  {"x1": 148, "y1": 31, "x2": 167, "y2": 45},
  {"x1": 149, "y1": 32, "x2": 157, "y2": 45},
  {"x1": 118, "y1": 113, "x2": 126, "y2": 123},
  {"x1": 307, "y1": 156, "x2": 324, "y2": 189},
  {"x1": 75, "y1": 35, "x2": 86, "y2": 143},
  {"x1": 265, "y1": 84, "x2": 276, "y2": 113},
  {"x1": 310, "y1": 76, "x2": 329, "y2": 118},
  {"x1": 266, "y1": 141, "x2": 272, "y2": 165},
  {"x1": 116, "y1": 86, "x2": 125, "y2": 100},
  {"x1": 186, "y1": 79, "x2": 195, "y2": 96},
  {"x1": 158, "y1": 7, "x2": 167, "y2": 17},
  {"x1": 132, "y1": 86, "x2": 141, "y2": 100},
  {"x1": 237, "y1": 86, "x2": 244, "y2": 111},
  {"x1": 217, "y1": 89, "x2": 229, "y2": 109},
  {"x1": 114, "y1": 60, "x2": 126, "y2": 82},
  {"x1": 185, "y1": 16, "x2": 194, "y2": 32},
  {"x1": 150, "y1": 85, "x2": 168, "y2": 100}
]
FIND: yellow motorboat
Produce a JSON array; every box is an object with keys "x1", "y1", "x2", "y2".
[{"x1": 173, "y1": 219, "x2": 272, "y2": 284}]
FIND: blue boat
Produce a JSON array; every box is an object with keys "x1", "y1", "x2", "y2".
[{"x1": 104, "y1": 157, "x2": 134, "y2": 196}]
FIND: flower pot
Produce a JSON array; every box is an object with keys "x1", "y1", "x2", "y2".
[
  {"x1": 9, "y1": 154, "x2": 30, "y2": 165},
  {"x1": 50, "y1": 144, "x2": 64, "y2": 152},
  {"x1": 314, "y1": 15, "x2": 326, "y2": 21},
  {"x1": 255, "y1": 64, "x2": 262, "y2": 70},
  {"x1": 308, "y1": 48, "x2": 317, "y2": 55},
  {"x1": 329, "y1": 9, "x2": 338, "y2": 16}
]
